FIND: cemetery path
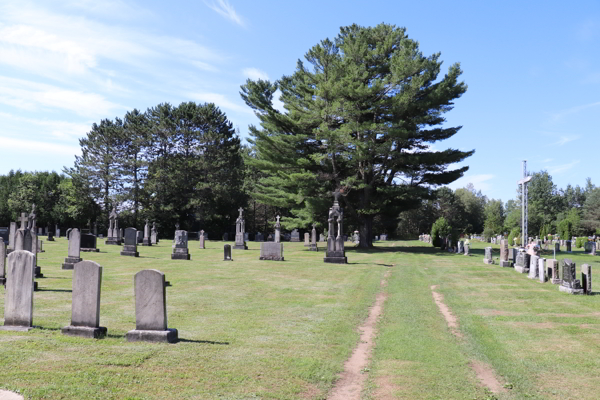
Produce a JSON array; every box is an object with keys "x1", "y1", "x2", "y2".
[
  {"x1": 327, "y1": 270, "x2": 391, "y2": 400},
  {"x1": 430, "y1": 285, "x2": 506, "y2": 394}
]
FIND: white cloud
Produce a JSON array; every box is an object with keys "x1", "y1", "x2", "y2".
[
  {"x1": 272, "y1": 89, "x2": 286, "y2": 114},
  {"x1": 447, "y1": 174, "x2": 494, "y2": 192},
  {"x1": 549, "y1": 101, "x2": 600, "y2": 122},
  {"x1": 190, "y1": 92, "x2": 253, "y2": 114},
  {"x1": 204, "y1": 0, "x2": 245, "y2": 27},
  {"x1": 242, "y1": 68, "x2": 269, "y2": 81},
  {"x1": 546, "y1": 160, "x2": 580, "y2": 175},
  {"x1": 0, "y1": 136, "x2": 80, "y2": 156},
  {"x1": 553, "y1": 135, "x2": 580, "y2": 146},
  {"x1": 0, "y1": 112, "x2": 90, "y2": 140}
]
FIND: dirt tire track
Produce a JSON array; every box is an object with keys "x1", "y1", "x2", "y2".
[{"x1": 327, "y1": 270, "x2": 391, "y2": 400}]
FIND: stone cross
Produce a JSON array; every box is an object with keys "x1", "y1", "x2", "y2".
[
  {"x1": 19, "y1": 213, "x2": 28, "y2": 230},
  {"x1": 175, "y1": 223, "x2": 180, "y2": 230},
  {"x1": 238, "y1": 207, "x2": 244, "y2": 218},
  {"x1": 517, "y1": 160, "x2": 532, "y2": 247}
]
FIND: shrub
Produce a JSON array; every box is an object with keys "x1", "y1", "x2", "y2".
[
  {"x1": 576, "y1": 237, "x2": 586, "y2": 249},
  {"x1": 431, "y1": 217, "x2": 452, "y2": 248},
  {"x1": 507, "y1": 227, "x2": 520, "y2": 247}
]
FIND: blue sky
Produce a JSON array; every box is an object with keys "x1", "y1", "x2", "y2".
[{"x1": 0, "y1": 0, "x2": 598, "y2": 203}]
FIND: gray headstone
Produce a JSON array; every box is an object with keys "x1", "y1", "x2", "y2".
[
  {"x1": 528, "y1": 255, "x2": 539, "y2": 279},
  {"x1": 2, "y1": 250, "x2": 35, "y2": 330},
  {"x1": 484, "y1": 247, "x2": 494, "y2": 264},
  {"x1": 260, "y1": 242, "x2": 284, "y2": 261},
  {"x1": 304, "y1": 232, "x2": 309, "y2": 245},
  {"x1": 68, "y1": 229, "x2": 81, "y2": 259},
  {"x1": 121, "y1": 227, "x2": 139, "y2": 257},
  {"x1": 560, "y1": 259, "x2": 584, "y2": 294},
  {"x1": 171, "y1": 230, "x2": 190, "y2": 260},
  {"x1": 126, "y1": 269, "x2": 177, "y2": 343},
  {"x1": 538, "y1": 258, "x2": 546, "y2": 283},
  {"x1": 14, "y1": 229, "x2": 32, "y2": 252},
  {"x1": 291, "y1": 229, "x2": 300, "y2": 242},
  {"x1": 136, "y1": 230, "x2": 143, "y2": 244},
  {"x1": 224, "y1": 244, "x2": 232, "y2": 261},
  {"x1": 199, "y1": 230, "x2": 205, "y2": 249},
  {"x1": 582, "y1": 264, "x2": 592, "y2": 295},
  {"x1": 0, "y1": 241, "x2": 5, "y2": 284},
  {"x1": 9, "y1": 222, "x2": 16, "y2": 250},
  {"x1": 61, "y1": 261, "x2": 107, "y2": 338}
]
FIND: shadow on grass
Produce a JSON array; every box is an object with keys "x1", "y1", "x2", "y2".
[
  {"x1": 37, "y1": 288, "x2": 72, "y2": 293},
  {"x1": 178, "y1": 338, "x2": 230, "y2": 345}
]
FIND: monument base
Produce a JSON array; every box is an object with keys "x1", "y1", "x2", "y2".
[
  {"x1": 324, "y1": 256, "x2": 347, "y2": 264},
  {"x1": 309, "y1": 244, "x2": 318, "y2": 251},
  {"x1": 62, "y1": 257, "x2": 82, "y2": 270},
  {"x1": 260, "y1": 256, "x2": 284, "y2": 261},
  {"x1": 142, "y1": 238, "x2": 152, "y2": 246},
  {"x1": 559, "y1": 286, "x2": 584, "y2": 294},
  {"x1": 120, "y1": 251, "x2": 139, "y2": 257},
  {"x1": 34, "y1": 266, "x2": 43, "y2": 278},
  {"x1": 126, "y1": 328, "x2": 178, "y2": 343},
  {"x1": 500, "y1": 261, "x2": 511, "y2": 267},
  {"x1": 61, "y1": 325, "x2": 107, "y2": 339},
  {"x1": 483, "y1": 259, "x2": 494, "y2": 265},
  {"x1": 105, "y1": 238, "x2": 121, "y2": 245},
  {"x1": 81, "y1": 248, "x2": 100, "y2": 252},
  {"x1": 47, "y1": 237, "x2": 55, "y2": 241},
  {"x1": 171, "y1": 253, "x2": 190, "y2": 260},
  {"x1": 233, "y1": 243, "x2": 248, "y2": 250},
  {"x1": 0, "y1": 325, "x2": 35, "y2": 332},
  {"x1": 514, "y1": 266, "x2": 529, "y2": 274},
  {"x1": 551, "y1": 278, "x2": 561, "y2": 285}
]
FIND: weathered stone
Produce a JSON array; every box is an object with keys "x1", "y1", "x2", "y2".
[
  {"x1": 457, "y1": 241, "x2": 464, "y2": 254},
  {"x1": 0, "y1": 241, "x2": 5, "y2": 286},
  {"x1": 1, "y1": 250, "x2": 35, "y2": 331},
  {"x1": 582, "y1": 264, "x2": 592, "y2": 295},
  {"x1": 199, "y1": 230, "x2": 205, "y2": 249},
  {"x1": 304, "y1": 232, "x2": 310, "y2": 247},
  {"x1": 528, "y1": 255, "x2": 539, "y2": 279},
  {"x1": 171, "y1": 230, "x2": 190, "y2": 260},
  {"x1": 151, "y1": 222, "x2": 158, "y2": 245},
  {"x1": 324, "y1": 192, "x2": 347, "y2": 264},
  {"x1": 319, "y1": 234, "x2": 325, "y2": 242},
  {"x1": 234, "y1": 208, "x2": 248, "y2": 250},
  {"x1": 126, "y1": 269, "x2": 177, "y2": 343},
  {"x1": 62, "y1": 228, "x2": 82, "y2": 270},
  {"x1": 61, "y1": 261, "x2": 107, "y2": 338},
  {"x1": 290, "y1": 229, "x2": 300, "y2": 242},
  {"x1": 255, "y1": 232, "x2": 264, "y2": 242},
  {"x1": 483, "y1": 247, "x2": 494, "y2": 265},
  {"x1": 566, "y1": 240, "x2": 572, "y2": 252},
  {"x1": 499, "y1": 240, "x2": 511, "y2": 267},
  {"x1": 260, "y1": 242, "x2": 284, "y2": 261},
  {"x1": 80, "y1": 233, "x2": 99, "y2": 252},
  {"x1": 136, "y1": 230, "x2": 143, "y2": 244},
  {"x1": 559, "y1": 259, "x2": 584, "y2": 294},
  {"x1": 222, "y1": 232, "x2": 229, "y2": 241},
  {"x1": 514, "y1": 250, "x2": 530, "y2": 274},
  {"x1": 275, "y1": 216, "x2": 281, "y2": 243},
  {"x1": 8, "y1": 222, "x2": 16, "y2": 250},
  {"x1": 105, "y1": 207, "x2": 121, "y2": 245},
  {"x1": 464, "y1": 243, "x2": 470, "y2": 256},
  {"x1": 120, "y1": 227, "x2": 139, "y2": 257},
  {"x1": 310, "y1": 224, "x2": 318, "y2": 251},
  {"x1": 547, "y1": 259, "x2": 560, "y2": 284},
  {"x1": 538, "y1": 258, "x2": 546, "y2": 283},
  {"x1": 555, "y1": 242, "x2": 560, "y2": 253},
  {"x1": 380, "y1": 234, "x2": 388, "y2": 241},
  {"x1": 224, "y1": 244, "x2": 233, "y2": 261},
  {"x1": 142, "y1": 219, "x2": 152, "y2": 246},
  {"x1": 66, "y1": 228, "x2": 72, "y2": 240}
]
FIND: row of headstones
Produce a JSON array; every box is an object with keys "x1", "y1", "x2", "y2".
[
  {"x1": 0, "y1": 251, "x2": 177, "y2": 343},
  {"x1": 438, "y1": 238, "x2": 471, "y2": 255},
  {"x1": 419, "y1": 234, "x2": 432, "y2": 243},
  {"x1": 483, "y1": 240, "x2": 592, "y2": 295}
]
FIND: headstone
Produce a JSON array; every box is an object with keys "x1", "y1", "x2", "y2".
[
  {"x1": 14, "y1": 228, "x2": 32, "y2": 252},
  {"x1": 275, "y1": 216, "x2": 281, "y2": 243},
  {"x1": 0, "y1": 241, "x2": 5, "y2": 286},
  {"x1": 66, "y1": 228, "x2": 73, "y2": 240},
  {"x1": 1, "y1": 250, "x2": 35, "y2": 331},
  {"x1": 142, "y1": 219, "x2": 152, "y2": 246},
  {"x1": 47, "y1": 230, "x2": 54, "y2": 241},
  {"x1": 126, "y1": 269, "x2": 178, "y2": 343},
  {"x1": 324, "y1": 191, "x2": 347, "y2": 263},
  {"x1": 234, "y1": 208, "x2": 248, "y2": 250},
  {"x1": 171, "y1": 230, "x2": 190, "y2": 260},
  {"x1": 593, "y1": 242, "x2": 597, "y2": 256},
  {"x1": 508, "y1": 248, "x2": 517, "y2": 264},
  {"x1": 514, "y1": 250, "x2": 530, "y2": 274},
  {"x1": 61, "y1": 261, "x2": 107, "y2": 338},
  {"x1": 56, "y1": 225, "x2": 60, "y2": 238},
  {"x1": 80, "y1": 233, "x2": 99, "y2": 252},
  {"x1": 223, "y1": 232, "x2": 229, "y2": 241},
  {"x1": 136, "y1": 230, "x2": 143, "y2": 244},
  {"x1": 120, "y1": 227, "x2": 139, "y2": 257},
  {"x1": 199, "y1": 230, "x2": 205, "y2": 249},
  {"x1": 499, "y1": 240, "x2": 510, "y2": 267},
  {"x1": 255, "y1": 232, "x2": 264, "y2": 242},
  {"x1": 93, "y1": 221, "x2": 98, "y2": 237},
  {"x1": 319, "y1": 234, "x2": 325, "y2": 242},
  {"x1": 538, "y1": 258, "x2": 546, "y2": 283},
  {"x1": 0, "y1": 227, "x2": 8, "y2": 246},
  {"x1": 555, "y1": 242, "x2": 560, "y2": 253},
  {"x1": 310, "y1": 224, "x2": 318, "y2": 251},
  {"x1": 62, "y1": 228, "x2": 82, "y2": 269},
  {"x1": 8, "y1": 222, "x2": 16, "y2": 250},
  {"x1": 528, "y1": 255, "x2": 539, "y2": 279},
  {"x1": 267, "y1": 233, "x2": 274, "y2": 241},
  {"x1": 380, "y1": 234, "x2": 388, "y2": 241},
  {"x1": 547, "y1": 259, "x2": 560, "y2": 284},
  {"x1": 353, "y1": 231, "x2": 359, "y2": 245},
  {"x1": 260, "y1": 242, "x2": 284, "y2": 261},
  {"x1": 483, "y1": 247, "x2": 494, "y2": 264},
  {"x1": 151, "y1": 222, "x2": 158, "y2": 245},
  {"x1": 105, "y1": 207, "x2": 121, "y2": 245},
  {"x1": 582, "y1": 264, "x2": 592, "y2": 295},
  {"x1": 559, "y1": 259, "x2": 584, "y2": 294},
  {"x1": 566, "y1": 240, "x2": 572, "y2": 253},
  {"x1": 304, "y1": 232, "x2": 310, "y2": 247},
  {"x1": 464, "y1": 243, "x2": 470, "y2": 256},
  {"x1": 38, "y1": 227, "x2": 42, "y2": 235},
  {"x1": 224, "y1": 244, "x2": 233, "y2": 261},
  {"x1": 291, "y1": 229, "x2": 300, "y2": 242}
]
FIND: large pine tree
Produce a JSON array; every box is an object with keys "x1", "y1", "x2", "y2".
[{"x1": 241, "y1": 23, "x2": 473, "y2": 247}]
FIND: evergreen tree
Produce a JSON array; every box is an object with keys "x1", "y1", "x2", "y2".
[{"x1": 241, "y1": 23, "x2": 472, "y2": 247}]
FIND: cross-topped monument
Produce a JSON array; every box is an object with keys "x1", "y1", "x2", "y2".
[
  {"x1": 238, "y1": 207, "x2": 244, "y2": 217},
  {"x1": 19, "y1": 213, "x2": 28, "y2": 230},
  {"x1": 517, "y1": 160, "x2": 532, "y2": 247}
]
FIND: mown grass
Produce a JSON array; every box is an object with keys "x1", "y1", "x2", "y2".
[
  {"x1": 367, "y1": 240, "x2": 600, "y2": 400},
  {"x1": 0, "y1": 238, "x2": 390, "y2": 400}
]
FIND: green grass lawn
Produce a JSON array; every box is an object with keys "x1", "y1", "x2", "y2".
[{"x1": 2, "y1": 238, "x2": 600, "y2": 399}]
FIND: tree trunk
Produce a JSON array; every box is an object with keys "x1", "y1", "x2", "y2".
[{"x1": 359, "y1": 215, "x2": 373, "y2": 248}]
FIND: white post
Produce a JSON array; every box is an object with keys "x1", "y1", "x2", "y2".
[{"x1": 518, "y1": 160, "x2": 532, "y2": 248}]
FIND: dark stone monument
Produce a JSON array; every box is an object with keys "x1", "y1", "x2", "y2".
[
  {"x1": 324, "y1": 191, "x2": 347, "y2": 264},
  {"x1": 0, "y1": 241, "x2": 5, "y2": 286},
  {"x1": 582, "y1": 264, "x2": 592, "y2": 295},
  {"x1": 62, "y1": 228, "x2": 82, "y2": 269},
  {"x1": 61, "y1": 261, "x2": 107, "y2": 339},
  {"x1": 255, "y1": 232, "x2": 264, "y2": 242},
  {"x1": 514, "y1": 250, "x2": 530, "y2": 274},
  {"x1": 171, "y1": 226, "x2": 190, "y2": 260},
  {"x1": 291, "y1": 229, "x2": 300, "y2": 242},
  {"x1": 559, "y1": 259, "x2": 584, "y2": 294},
  {"x1": 47, "y1": 230, "x2": 54, "y2": 242},
  {"x1": 224, "y1": 244, "x2": 233, "y2": 261},
  {"x1": 234, "y1": 208, "x2": 248, "y2": 250},
  {"x1": 223, "y1": 232, "x2": 229, "y2": 241},
  {"x1": 126, "y1": 269, "x2": 178, "y2": 343},
  {"x1": 80, "y1": 233, "x2": 99, "y2": 252},
  {"x1": 142, "y1": 219, "x2": 152, "y2": 246},
  {"x1": 120, "y1": 227, "x2": 139, "y2": 257},
  {"x1": 566, "y1": 240, "x2": 572, "y2": 253}
]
